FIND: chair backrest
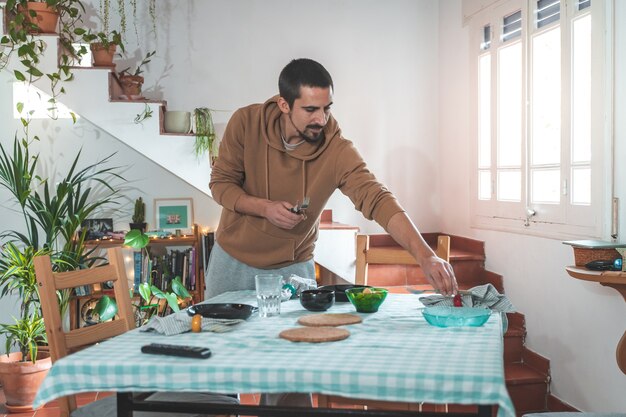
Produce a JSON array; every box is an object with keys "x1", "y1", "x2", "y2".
[
  {"x1": 34, "y1": 247, "x2": 135, "y2": 416},
  {"x1": 354, "y1": 234, "x2": 451, "y2": 286}
]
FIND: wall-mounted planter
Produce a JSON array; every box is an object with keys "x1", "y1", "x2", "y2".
[
  {"x1": 90, "y1": 43, "x2": 116, "y2": 67},
  {"x1": 164, "y1": 111, "x2": 193, "y2": 134},
  {"x1": 18, "y1": 2, "x2": 59, "y2": 34},
  {"x1": 119, "y1": 74, "x2": 144, "y2": 99}
]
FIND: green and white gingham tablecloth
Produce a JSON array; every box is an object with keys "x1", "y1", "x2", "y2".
[{"x1": 34, "y1": 291, "x2": 515, "y2": 417}]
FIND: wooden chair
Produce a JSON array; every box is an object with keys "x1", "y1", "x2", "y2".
[
  {"x1": 34, "y1": 247, "x2": 238, "y2": 417},
  {"x1": 354, "y1": 234, "x2": 451, "y2": 286},
  {"x1": 318, "y1": 233, "x2": 451, "y2": 411}
]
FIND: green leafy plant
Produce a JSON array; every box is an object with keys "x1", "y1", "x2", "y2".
[
  {"x1": 134, "y1": 104, "x2": 153, "y2": 124},
  {"x1": 124, "y1": 229, "x2": 191, "y2": 326},
  {"x1": 194, "y1": 107, "x2": 217, "y2": 160},
  {"x1": 118, "y1": 50, "x2": 155, "y2": 78},
  {"x1": 0, "y1": 314, "x2": 47, "y2": 364},
  {"x1": 0, "y1": 0, "x2": 91, "y2": 118},
  {"x1": 0, "y1": 107, "x2": 125, "y2": 362},
  {"x1": 79, "y1": 29, "x2": 125, "y2": 52}
]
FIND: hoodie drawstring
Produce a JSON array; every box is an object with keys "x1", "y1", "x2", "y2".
[{"x1": 265, "y1": 143, "x2": 270, "y2": 200}]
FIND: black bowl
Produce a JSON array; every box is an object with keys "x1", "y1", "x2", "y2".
[
  {"x1": 300, "y1": 289, "x2": 335, "y2": 311},
  {"x1": 318, "y1": 285, "x2": 371, "y2": 302}
]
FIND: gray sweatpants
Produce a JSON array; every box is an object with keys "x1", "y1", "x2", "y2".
[
  {"x1": 204, "y1": 242, "x2": 316, "y2": 300},
  {"x1": 204, "y1": 242, "x2": 315, "y2": 408}
]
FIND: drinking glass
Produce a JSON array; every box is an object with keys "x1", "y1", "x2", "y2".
[{"x1": 255, "y1": 274, "x2": 283, "y2": 318}]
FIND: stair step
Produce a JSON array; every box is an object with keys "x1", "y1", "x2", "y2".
[{"x1": 505, "y1": 363, "x2": 549, "y2": 413}]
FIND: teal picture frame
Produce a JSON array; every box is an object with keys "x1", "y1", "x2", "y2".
[{"x1": 154, "y1": 198, "x2": 194, "y2": 234}]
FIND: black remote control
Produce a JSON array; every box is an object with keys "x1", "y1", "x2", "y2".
[{"x1": 141, "y1": 343, "x2": 212, "y2": 359}]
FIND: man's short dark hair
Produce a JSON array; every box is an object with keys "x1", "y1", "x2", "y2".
[{"x1": 278, "y1": 58, "x2": 334, "y2": 108}]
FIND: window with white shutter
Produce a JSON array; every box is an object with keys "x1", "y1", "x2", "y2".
[{"x1": 469, "y1": 0, "x2": 610, "y2": 239}]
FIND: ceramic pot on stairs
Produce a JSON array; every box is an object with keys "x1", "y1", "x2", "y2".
[
  {"x1": 119, "y1": 75, "x2": 144, "y2": 99},
  {"x1": 90, "y1": 43, "x2": 117, "y2": 67},
  {"x1": 0, "y1": 350, "x2": 52, "y2": 412},
  {"x1": 17, "y1": 1, "x2": 59, "y2": 34}
]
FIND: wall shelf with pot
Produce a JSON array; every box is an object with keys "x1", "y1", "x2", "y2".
[
  {"x1": 565, "y1": 265, "x2": 626, "y2": 375},
  {"x1": 159, "y1": 106, "x2": 195, "y2": 136}
]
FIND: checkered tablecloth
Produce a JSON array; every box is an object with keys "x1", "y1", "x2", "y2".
[{"x1": 34, "y1": 291, "x2": 515, "y2": 417}]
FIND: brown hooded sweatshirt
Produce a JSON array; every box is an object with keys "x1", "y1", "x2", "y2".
[{"x1": 209, "y1": 95, "x2": 405, "y2": 269}]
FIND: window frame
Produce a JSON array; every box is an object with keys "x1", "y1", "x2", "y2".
[{"x1": 468, "y1": 0, "x2": 612, "y2": 240}]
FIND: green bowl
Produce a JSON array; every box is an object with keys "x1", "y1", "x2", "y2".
[{"x1": 345, "y1": 287, "x2": 388, "y2": 313}]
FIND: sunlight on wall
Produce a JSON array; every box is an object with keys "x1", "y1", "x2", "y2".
[{"x1": 12, "y1": 82, "x2": 77, "y2": 119}]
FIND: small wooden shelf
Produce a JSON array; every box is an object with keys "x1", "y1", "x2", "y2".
[{"x1": 565, "y1": 265, "x2": 626, "y2": 374}]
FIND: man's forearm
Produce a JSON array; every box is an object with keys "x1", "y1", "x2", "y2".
[
  {"x1": 234, "y1": 194, "x2": 271, "y2": 217},
  {"x1": 385, "y1": 211, "x2": 437, "y2": 265}
]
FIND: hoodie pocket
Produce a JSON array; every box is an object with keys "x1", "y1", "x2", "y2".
[{"x1": 217, "y1": 215, "x2": 296, "y2": 267}]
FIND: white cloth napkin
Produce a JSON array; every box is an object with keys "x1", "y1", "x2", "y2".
[
  {"x1": 140, "y1": 311, "x2": 244, "y2": 336},
  {"x1": 420, "y1": 283, "x2": 515, "y2": 311}
]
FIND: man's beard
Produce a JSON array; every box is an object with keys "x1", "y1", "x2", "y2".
[{"x1": 289, "y1": 114, "x2": 324, "y2": 143}]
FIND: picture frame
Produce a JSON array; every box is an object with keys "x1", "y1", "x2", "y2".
[
  {"x1": 154, "y1": 198, "x2": 194, "y2": 235},
  {"x1": 81, "y1": 218, "x2": 114, "y2": 240}
]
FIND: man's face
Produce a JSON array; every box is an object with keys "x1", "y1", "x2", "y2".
[{"x1": 281, "y1": 86, "x2": 333, "y2": 143}]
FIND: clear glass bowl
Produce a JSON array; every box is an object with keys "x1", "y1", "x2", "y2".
[{"x1": 422, "y1": 306, "x2": 491, "y2": 327}]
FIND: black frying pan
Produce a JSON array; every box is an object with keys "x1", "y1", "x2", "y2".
[{"x1": 186, "y1": 303, "x2": 257, "y2": 320}]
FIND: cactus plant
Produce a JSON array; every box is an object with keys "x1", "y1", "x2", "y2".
[{"x1": 132, "y1": 197, "x2": 146, "y2": 224}]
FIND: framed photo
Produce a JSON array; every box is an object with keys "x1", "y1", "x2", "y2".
[
  {"x1": 154, "y1": 198, "x2": 194, "y2": 234},
  {"x1": 81, "y1": 218, "x2": 114, "y2": 240}
]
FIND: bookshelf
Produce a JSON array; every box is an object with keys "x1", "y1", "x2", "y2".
[{"x1": 69, "y1": 224, "x2": 214, "y2": 329}]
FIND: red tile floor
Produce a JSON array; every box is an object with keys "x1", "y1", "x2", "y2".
[{"x1": 0, "y1": 389, "x2": 262, "y2": 417}]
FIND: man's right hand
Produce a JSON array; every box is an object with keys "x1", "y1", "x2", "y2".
[
  {"x1": 234, "y1": 195, "x2": 305, "y2": 229},
  {"x1": 264, "y1": 201, "x2": 305, "y2": 229}
]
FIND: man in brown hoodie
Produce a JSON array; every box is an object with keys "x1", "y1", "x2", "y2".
[
  {"x1": 207, "y1": 58, "x2": 456, "y2": 301},
  {"x1": 207, "y1": 58, "x2": 458, "y2": 407}
]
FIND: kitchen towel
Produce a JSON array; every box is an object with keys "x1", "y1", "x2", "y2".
[{"x1": 140, "y1": 312, "x2": 244, "y2": 336}]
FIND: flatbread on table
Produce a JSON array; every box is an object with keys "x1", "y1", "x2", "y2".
[
  {"x1": 297, "y1": 313, "x2": 362, "y2": 327},
  {"x1": 279, "y1": 326, "x2": 350, "y2": 343}
]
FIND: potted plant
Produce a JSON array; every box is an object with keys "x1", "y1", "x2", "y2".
[
  {"x1": 129, "y1": 196, "x2": 146, "y2": 232},
  {"x1": 80, "y1": 29, "x2": 125, "y2": 67},
  {"x1": 0, "y1": 110, "x2": 125, "y2": 410},
  {"x1": 117, "y1": 50, "x2": 155, "y2": 99},
  {"x1": 15, "y1": 0, "x2": 60, "y2": 34},
  {"x1": 194, "y1": 107, "x2": 218, "y2": 164},
  {"x1": 0, "y1": 314, "x2": 51, "y2": 413}
]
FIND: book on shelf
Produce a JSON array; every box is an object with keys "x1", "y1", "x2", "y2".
[{"x1": 133, "y1": 251, "x2": 143, "y2": 292}]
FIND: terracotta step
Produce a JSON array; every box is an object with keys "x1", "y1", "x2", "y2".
[
  {"x1": 504, "y1": 317, "x2": 526, "y2": 364},
  {"x1": 505, "y1": 348, "x2": 551, "y2": 414}
]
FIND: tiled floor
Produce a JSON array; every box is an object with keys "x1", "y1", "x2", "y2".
[{"x1": 0, "y1": 388, "x2": 260, "y2": 417}]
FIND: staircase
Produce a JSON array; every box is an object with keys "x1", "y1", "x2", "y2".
[
  {"x1": 1, "y1": 31, "x2": 212, "y2": 197},
  {"x1": 361, "y1": 233, "x2": 579, "y2": 417}
]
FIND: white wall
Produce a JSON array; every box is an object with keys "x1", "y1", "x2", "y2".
[
  {"x1": 86, "y1": 0, "x2": 443, "y2": 235},
  {"x1": 439, "y1": 0, "x2": 626, "y2": 412}
]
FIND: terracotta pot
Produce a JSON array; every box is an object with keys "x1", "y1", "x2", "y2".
[
  {"x1": 17, "y1": 2, "x2": 59, "y2": 34},
  {"x1": 0, "y1": 351, "x2": 52, "y2": 412},
  {"x1": 119, "y1": 75, "x2": 144, "y2": 98},
  {"x1": 90, "y1": 43, "x2": 117, "y2": 67}
]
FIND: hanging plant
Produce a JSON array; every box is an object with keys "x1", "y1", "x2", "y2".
[
  {"x1": 149, "y1": 0, "x2": 157, "y2": 35},
  {"x1": 193, "y1": 108, "x2": 217, "y2": 162},
  {"x1": 117, "y1": 0, "x2": 126, "y2": 39}
]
